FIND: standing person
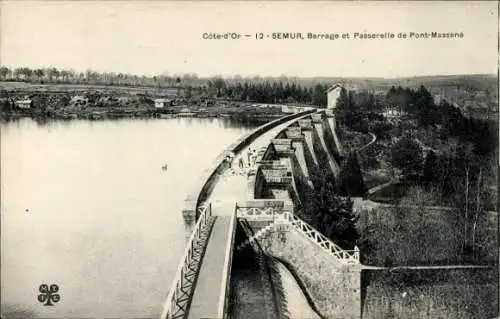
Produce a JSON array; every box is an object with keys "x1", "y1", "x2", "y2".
[
  {"x1": 247, "y1": 148, "x2": 252, "y2": 167},
  {"x1": 238, "y1": 156, "x2": 244, "y2": 169},
  {"x1": 251, "y1": 149, "x2": 257, "y2": 166},
  {"x1": 227, "y1": 152, "x2": 234, "y2": 169}
]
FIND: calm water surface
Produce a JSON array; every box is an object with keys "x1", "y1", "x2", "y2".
[{"x1": 1, "y1": 117, "x2": 257, "y2": 319}]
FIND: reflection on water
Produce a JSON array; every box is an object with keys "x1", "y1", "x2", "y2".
[{"x1": 0, "y1": 117, "x2": 257, "y2": 319}]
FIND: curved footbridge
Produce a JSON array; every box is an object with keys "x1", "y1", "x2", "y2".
[{"x1": 160, "y1": 108, "x2": 361, "y2": 319}]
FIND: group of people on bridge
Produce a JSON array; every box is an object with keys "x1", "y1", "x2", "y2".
[{"x1": 224, "y1": 147, "x2": 258, "y2": 177}]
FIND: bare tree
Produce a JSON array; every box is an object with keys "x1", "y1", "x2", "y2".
[
  {"x1": 0, "y1": 66, "x2": 10, "y2": 80},
  {"x1": 13, "y1": 67, "x2": 23, "y2": 80},
  {"x1": 47, "y1": 67, "x2": 60, "y2": 81},
  {"x1": 34, "y1": 68, "x2": 45, "y2": 81}
]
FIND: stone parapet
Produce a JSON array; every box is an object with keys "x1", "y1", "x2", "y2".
[
  {"x1": 285, "y1": 126, "x2": 304, "y2": 141},
  {"x1": 182, "y1": 109, "x2": 316, "y2": 221},
  {"x1": 311, "y1": 113, "x2": 323, "y2": 123},
  {"x1": 298, "y1": 119, "x2": 313, "y2": 130}
]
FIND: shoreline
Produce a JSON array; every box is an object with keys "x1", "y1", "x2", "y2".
[{"x1": 0, "y1": 109, "x2": 286, "y2": 123}]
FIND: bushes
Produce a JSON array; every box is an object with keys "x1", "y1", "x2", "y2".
[
  {"x1": 390, "y1": 137, "x2": 423, "y2": 174},
  {"x1": 338, "y1": 152, "x2": 366, "y2": 197},
  {"x1": 369, "y1": 121, "x2": 393, "y2": 140},
  {"x1": 358, "y1": 205, "x2": 464, "y2": 266},
  {"x1": 301, "y1": 165, "x2": 359, "y2": 250},
  {"x1": 362, "y1": 268, "x2": 498, "y2": 319}
]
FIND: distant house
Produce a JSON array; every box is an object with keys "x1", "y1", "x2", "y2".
[
  {"x1": 326, "y1": 84, "x2": 343, "y2": 109},
  {"x1": 374, "y1": 91, "x2": 386, "y2": 99},
  {"x1": 433, "y1": 94, "x2": 443, "y2": 105},
  {"x1": 382, "y1": 106, "x2": 404, "y2": 120},
  {"x1": 117, "y1": 96, "x2": 131, "y2": 105},
  {"x1": 70, "y1": 95, "x2": 89, "y2": 106},
  {"x1": 281, "y1": 105, "x2": 297, "y2": 114},
  {"x1": 15, "y1": 99, "x2": 33, "y2": 109},
  {"x1": 98, "y1": 96, "x2": 112, "y2": 104},
  {"x1": 154, "y1": 98, "x2": 173, "y2": 108}
]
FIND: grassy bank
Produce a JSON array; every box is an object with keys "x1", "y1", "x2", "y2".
[
  {"x1": 357, "y1": 204, "x2": 497, "y2": 266},
  {"x1": 362, "y1": 268, "x2": 498, "y2": 319}
]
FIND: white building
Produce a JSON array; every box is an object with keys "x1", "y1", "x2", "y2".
[
  {"x1": 326, "y1": 84, "x2": 343, "y2": 109},
  {"x1": 70, "y1": 95, "x2": 89, "y2": 106},
  {"x1": 15, "y1": 99, "x2": 33, "y2": 109},
  {"x1": 154, "y1": 98, "x2": 172, "y2": 108},
  {"x1": 382, "y1": 106, "x2": 405, "y2": 120},
  {"x1": 281, "y1": 105, "x2": 296, "y2": 114}
]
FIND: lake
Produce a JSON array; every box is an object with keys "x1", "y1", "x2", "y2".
[{"x1": 0, "y1": 117, "x2": 257, "y2": 319}]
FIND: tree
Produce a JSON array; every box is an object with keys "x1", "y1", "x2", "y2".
[
  {"x1": 85, "y1": 69, "x2": 94, "y2": 82},
  {"x1": 34, "y1": 68, "x2": 45, "y2": 81},
  {"x1": 47, "y1": 67, "x2": 59, "y2": 81},
  {"x1": 23, "y1": 67, "x2": 33, "y2": 80},
  {"x1": 213, "y1": 77, "x2": 225, "y2": 97},
  {"x1": 423, "y1": 150, "x2": 437, "y2": 182},
  {"x1": 13, "y1": 67, "x2": 23, "y2": 80},
  {"x1": 60, "y1": 70, "x2": 71, "y2": 82},
  {"x1": 185, "y1": 85, "x2": 193, "y2": 99},
  {"x1": 312, "y1": 83, "x2": 327, "y2": 107},
  {"x1": 336, "y1": 87, "x2": 351, "y2": 112},
  {"x1": 302, "y1": 165, "x2": 359, "y2": 249},
  {"x1": 338, "y1": 152, "x2": 366, "y2": 197},
  {"x1": 390, "y1": 137, "x2": 423, "y2": 175},
  {"x1": 0, "y1": 66, "x2": 10, "y2": 80}
]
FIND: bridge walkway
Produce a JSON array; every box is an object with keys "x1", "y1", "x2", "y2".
[{"x1": 187, "y1": 116, "x2": 311, "y2": 319}]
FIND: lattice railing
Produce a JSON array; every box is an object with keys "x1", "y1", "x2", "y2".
[
  {"x1": 159, "y1": 203, "x2": 214, "y2": 319},
  {"x1": 235, "y1": 206, "x2": 285, "y2": 219},
  {"x1": 282, "y1": 212, "x2": 359, "y2": 264},
  {"x1": 235, "y1": 205, "x2": 359, "y2": 264},
  {"x1": 235, "y1": 222, "x2": 276, "y2": 251}
]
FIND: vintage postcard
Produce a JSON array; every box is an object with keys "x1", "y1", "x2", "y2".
[{"x1": 0, "y1": 1, "x2": 498, "y2": 319}]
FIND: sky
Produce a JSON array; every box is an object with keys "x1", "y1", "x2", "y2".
[{"x1": 0, "y1": 1, "x2": 498, "y2": 78}]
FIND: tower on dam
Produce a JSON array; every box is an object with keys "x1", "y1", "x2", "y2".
[{"x1": 326, "y1": 84, "x2": 343, "y2": 109}]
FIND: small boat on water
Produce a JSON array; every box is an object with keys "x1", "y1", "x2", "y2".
[{"x1": 161, "y1": 163, "x2": 168, "y2": 171}]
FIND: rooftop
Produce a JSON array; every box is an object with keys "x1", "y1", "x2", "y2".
[
  {"x1": 326, "y1": 84, "x2": 343, "y2": 92},
  {"x1": 154, "y1": 98, "x2": 172, "y2": 102}
]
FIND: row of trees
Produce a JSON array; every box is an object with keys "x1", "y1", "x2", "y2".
[
  {"x1": 336, "y1": 84, "x2": 497, "y2": 265},
  {"x1": 374, "y1": 135, "x2": 496, "y2": 263},
  {"x1": 336, "y1": 84, "x2": 496, "y2": 157},
  {"x1": 423, "y1": 145, "x2": 497, "y2": 260},
  {"x1": 0, "y1": 66, "x2": 194, "y2": 87},
  {"x1": 359, "y1": 142, "x2": 496, "y2": 265},
  {"x1": 0, "y1": 65, "x2": 333, "y2": 106},
  {"x1": 216, "y1": 82, "x2": 328, "y2": 106}
]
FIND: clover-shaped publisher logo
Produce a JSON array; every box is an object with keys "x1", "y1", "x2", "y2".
[{"x1": 38, "y1": 284, "x2": 60, "y2": 306}]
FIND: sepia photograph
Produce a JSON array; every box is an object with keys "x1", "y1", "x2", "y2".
[{"x1": 0, "y1": 1, "x2": 498, "y2": 319}]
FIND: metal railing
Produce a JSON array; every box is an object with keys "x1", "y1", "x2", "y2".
[
  {"x1": 159, "y1": 203, "x2": 214, "y2": 319},
  {"x1": 235, "y1": 222, "x2": 276, "y2": 251},
  {"x1": 282, "y1": 212, "x2": 359, "y2": 263},
  {"x1": 218, "y1": 205, "x2": 238, "y2": 319},
  {"x1": 235, "y1": 205, "x2": 285, "y2": 219},
  {"x1": 235, "y1": 205, "x2": 359, "y2": 264}
]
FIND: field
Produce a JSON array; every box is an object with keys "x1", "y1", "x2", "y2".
[{"x1": 0, "y1": 80, "x2": 180, "y2": 96}]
